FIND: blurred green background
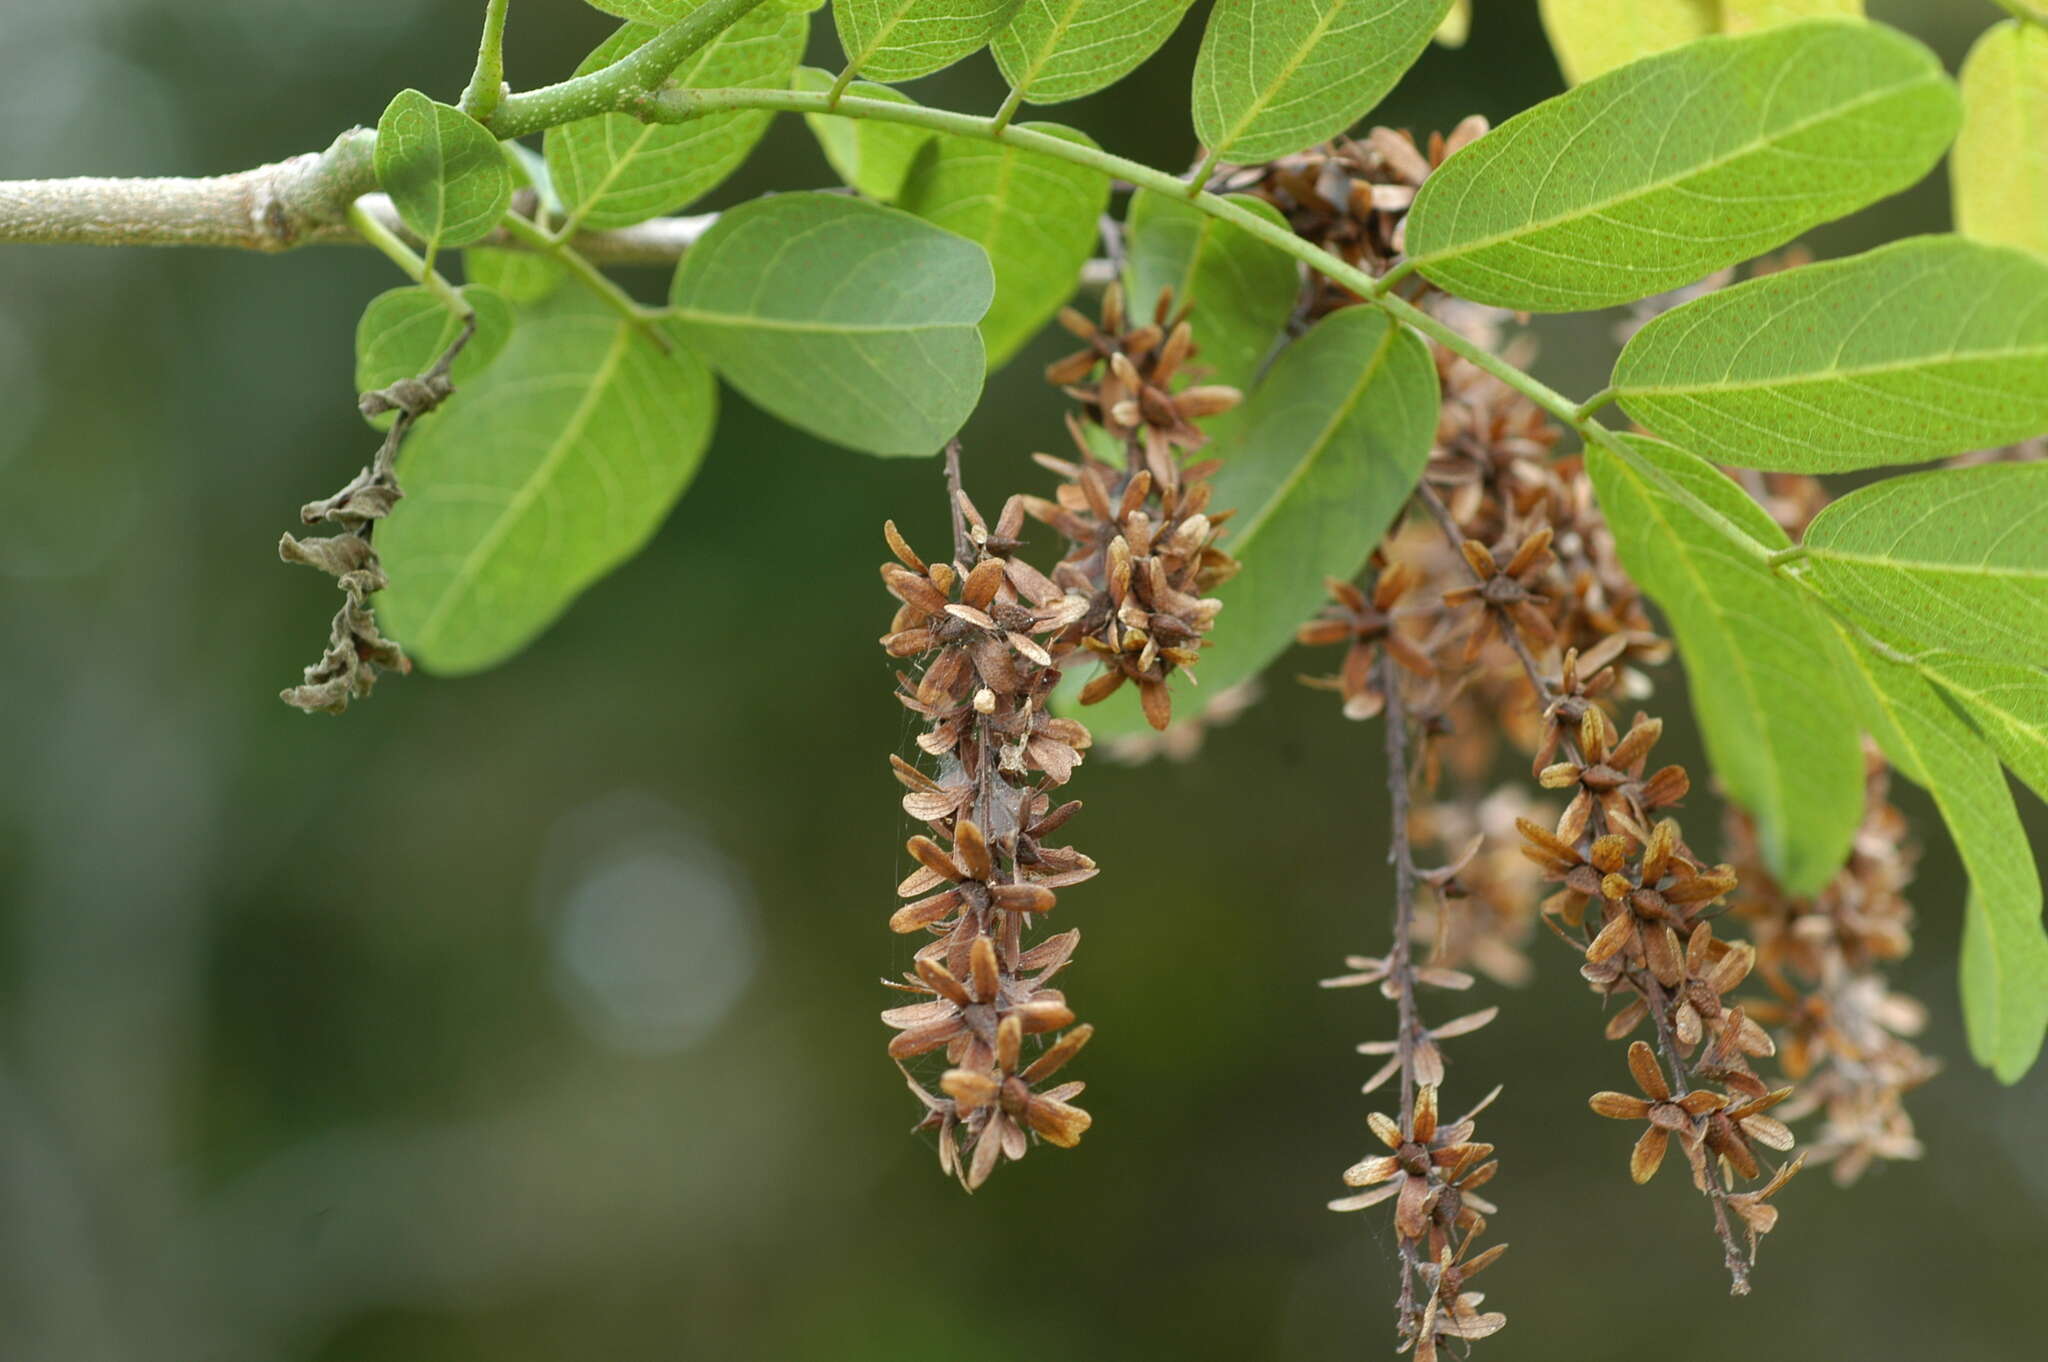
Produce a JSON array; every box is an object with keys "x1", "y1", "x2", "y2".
[{"x1": 2, "y1": 2, "x2": 2043, "y2": 1359}]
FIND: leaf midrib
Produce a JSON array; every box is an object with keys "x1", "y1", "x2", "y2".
[
  {"x1": 1619, "y1": 341, "x2": 2048, "y2": 396},
  {"x1": 669, "y1": 306, "x2": 975, "y2": 335},
  {"x1": 1230, "y1": 317, "x2": 1401, "y2": 554},
  {"x1": 1207, "y1": 0, "x2": 1353, "y2": 155},
  {"x1": 416, "y1": 324, "x2": 636, "y2": 648}
]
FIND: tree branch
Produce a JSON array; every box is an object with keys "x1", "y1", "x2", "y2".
[{"x1": 0, "y1": 130, "x2": 376, "y2": 252}]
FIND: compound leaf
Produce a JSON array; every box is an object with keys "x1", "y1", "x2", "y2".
[
  {"x1": 834, "y1": 0, "x2": 1022, "y2": 83},
  {"x1": 1066, "y1": 306, "x2": 1438, "y2": 740},
  {"x1": 1404, "y1": 19, "x2": 1958, "y2": 312},
  {"x1": 794, "y1": 67, "x2": 933, "y2": 202},
  {"x1": 1838, "y1": 632, "x2": 2048, "y2": 1082},
  {"x1": 667, "y1": 193, "x2": 993, "y2": 457},
  {"x1": 1613, "y1": 237, "x2": 2048, "y2": 472},
  {"x1": 1954, "y1": 19, "x2": 2048, "y2": 259},
  {"x1": 1191, "y1": 0, "x2": 1454, "y2": 164},
  {"x1": 993, "y1": 0, "x2": 1197, "y2": 105},
  {"x1": 545, "y1": 11, "x2": 807, "y2": 232},
  {"x1": 1535, "y1": 0, "x2": 1715, "y2": 85},
  {"x1": 374, "y1": 90, "x2": 514, "y2": 252},
  {"x1": 1800, "y1": 462, "x2": 2048, "y2": 668},
  {"x1": 1123, "y1": 187, "x2": 1301, "y2": 445},
  {"x1": 377, "y1": 292, "x2": 717, "y2": 674},
  {"x1": 898, "y1": 123, "x2": 1109, "y2": 368},
  {"x1": 1585, "y1": 434, "x2": 1862, "y2": 894}
]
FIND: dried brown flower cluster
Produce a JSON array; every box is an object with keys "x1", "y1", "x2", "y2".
[
  {"x1": 1729, "y1": 751, "x2": 1938, "y2": 1185},
  {"x1": 1220, "y1": 120, "x2": 1489, "y2": 316},
  {"x1": 1433, "y1": 473, "x2": 1801, "y2": 1292},
  {"x1": 880, "y1": 474, "x2": 1101, "y2": 1189},
  {"x1": 1293, "y1": 283, "x2": 1805, "y2": 1308},
  {"x1": 1036, "y1": 284, "x2": 1242, "y2": 729},
  {"x1": 880, "y1": 292, "x2": 1242, "y2": 1188}
]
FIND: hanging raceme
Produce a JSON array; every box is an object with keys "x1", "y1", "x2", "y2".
[{"x1": 7, "y1": 0, "x2": 2048, "y2": 1348}]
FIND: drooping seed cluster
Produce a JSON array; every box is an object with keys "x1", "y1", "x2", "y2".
[
  {"x1": 1729, "y1": 748, "x2": 1937, "y2": 1185},
  {"x1": 880, "y1": 491, "x2": 1103, "y2": 1190},
  {"x1": 1280, "y1": 147, "x2": 1810, "y2": 1307},
  {"x1": 880, "y1": 293, "x2": 1241, "y2": 1189}
]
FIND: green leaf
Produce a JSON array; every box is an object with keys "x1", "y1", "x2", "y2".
[
  {"x1": 1122, "y1": 187, "x2": 1300, "y2": 446},
  {"x1": 1404, "y1": 20, "x2": 1958, "y2": 313},
  {"x1": 1917, "y1": 652, "x2": 2048, "y2": 803},
  {"x1": 463, "y1": 247, "x2": 568, "y2": 304},
  {"x1": 376, "y1": 292, "x2": 718, "y2": 674},
  {"x1": 545, "y1": 12, "x2": 807, "y2": 232},
  {"x1": 793, "y1": 67, "x2": 933, "y2": 202},
  {"x1": 1191, "y1": 0, "x2": 1454, "y2": 163},
  {"x1": 374, "y1": 90, "x2": 514, "y2": 252},
  {"x1": 1836, "y1": 631, "x2": 2048, "y2": 1082},
  {"x1": 1063, "y1": 306, "x2": 1438, "y2": 741},
  {"x1": 897, "y1": 124, "x2": 1109, "y2": 368},
  {"x1": 1535, "y1": 0, "x2": 1715, "y2": 85},
  {"x1": 1584, "y1": 434, "x2": 1862, "y2": 894},
  {"x1": 354, "y1": 285, "x2": 515, "y2": 432},
  {"x1": 993, "y1": 0, "x2": 1197, "y2": 105},
  {"x1": 1955, "y1": 20, "x2": 2048, "y2": 259},
  {"x1": 833, "y1": 0, "x2": 1021, "y2": 83},
  {"x1": 667, "y1": 192, "x2": 993, "y2": 457},
  {"x1": 1799, "y1": 463, "x2": 2048, "y2": 669},
  {"x1": 1612, "y1": 237, "x2": 2048, "y2": 472},
  {"x1": 1722, "y1": 0, "x2": 1864, "y2": 30}
]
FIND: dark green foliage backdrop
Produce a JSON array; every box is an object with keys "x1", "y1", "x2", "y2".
[{"x1": 0, "y1": 2, "x2": 2041, "y2": 1358}]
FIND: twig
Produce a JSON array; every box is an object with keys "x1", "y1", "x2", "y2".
[
  {"x1": 943, "y1": 440, "x2": 974, "y2": 566},
  {"x1": 460, "y1": 0, "x2": 513, "y2": 123},
  {"x1": 1379, "y1": 648, "x2": 1428, "y2": 1328}
]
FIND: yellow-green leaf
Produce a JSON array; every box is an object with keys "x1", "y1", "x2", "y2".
[
  {"x1": 1535, "y1": 0, "x2": 1715, "y2": 85},
  {"x1": 1721, "y1": 0, "x2": 1863, "y2": 33},
  {"x1": 1954, "y1": 19, "x2": 2048, "y2": 259}
]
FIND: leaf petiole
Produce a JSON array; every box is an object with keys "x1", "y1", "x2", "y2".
[{"x1": 347, "y1": 199, "x2": 468, "y2": 318}]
